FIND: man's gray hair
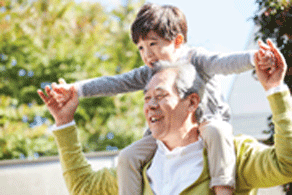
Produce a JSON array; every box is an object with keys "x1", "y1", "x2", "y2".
[{"x1": 153, "y1": 61, "x2": 206, "y2": 122}]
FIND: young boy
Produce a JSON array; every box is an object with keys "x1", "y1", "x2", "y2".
[{"x1": 51, "y1": 3, "x2": 275, "y2": 195}]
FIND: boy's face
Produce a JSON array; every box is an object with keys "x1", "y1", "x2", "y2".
[{"x1": 137, "y1": 31, "x2": 179, "y2": 68}]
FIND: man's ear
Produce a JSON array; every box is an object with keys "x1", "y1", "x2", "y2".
[
  {"x1": 175, "y1": 34, "x2": 184, "y2": 48},
  {"x1": 188, "y1": 93, "x2": 200, "y2": 112}
]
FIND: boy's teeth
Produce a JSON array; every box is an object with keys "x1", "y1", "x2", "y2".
[{"x1": 151, "y1": 117, "x2": 158, "y2": 122}]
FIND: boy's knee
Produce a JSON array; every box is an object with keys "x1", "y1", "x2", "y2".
[
  {"x1": 200, "y1": 120, "x2": 233, "y2": 140},
  {"x1": 118, "y1": 147, "x2": 136, "y2": 167}
]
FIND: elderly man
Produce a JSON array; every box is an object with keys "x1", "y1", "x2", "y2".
[{"x1": 38, "y1": 40, "x2": 292, "y2": 195}]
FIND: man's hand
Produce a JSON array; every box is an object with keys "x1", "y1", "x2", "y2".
[
  {"x1": 255, "y1": 39, "x2": 287, "y2": 91},
  {"x1": 254, "y1": 40, "x2": 276, "y2": 74},
  {"x1": 37, "y1": 85, "x2": 79, "y2": 126}
]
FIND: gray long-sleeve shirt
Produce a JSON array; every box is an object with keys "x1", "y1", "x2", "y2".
[{"x1": 75, "y1": 45, "x2": 256, "y2": 121}]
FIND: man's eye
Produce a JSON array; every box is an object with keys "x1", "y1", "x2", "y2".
[
  {"x1": 156, "y1": 94, "x2": 165, "y2": 100},
  {"x1": 144, "y1": 96, "x2": 151, "y2": 102}
]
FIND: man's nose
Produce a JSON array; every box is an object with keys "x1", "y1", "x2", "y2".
[{"x1": 148, "y1": 98, "x2": 158, "y2": 109}]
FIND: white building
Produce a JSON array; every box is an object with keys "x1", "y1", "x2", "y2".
[{"x1": 222, "y1": 26, "x2": 272, "y2": 141}]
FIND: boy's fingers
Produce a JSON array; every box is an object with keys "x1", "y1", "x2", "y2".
[
  {"x1": 70, "y1": 85, "x2": 77, "y2": 96},
  {"x1": 59, "y1": 78, "x2": 66, "y2": 84},
  {"x1": 51, "y1": 82, "x2": 57, "y2": 90}
]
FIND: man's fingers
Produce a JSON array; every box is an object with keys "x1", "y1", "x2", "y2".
[
  {"x1": 259, "y1": 49, "x2": 265, "y2": 57},
  {"x1": 45, "y1": 86, "x2": 53, "y2": 97},
  {"x1": 258, "y1": 40, "x2": 270, "y2": 51},
  {"x1": 266, "y1": 39, "x2": 276, "y2": 50},
  {"x1": 37, "y1": 89, "x2": 49, "y2": 103},
  {"x1": 266, "y1": 39, "x2": 280, "y2": 58}
]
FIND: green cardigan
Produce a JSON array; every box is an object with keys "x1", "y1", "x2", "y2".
[{"x1": 53, "y1": 91, "x2": 292, "y2": 195}]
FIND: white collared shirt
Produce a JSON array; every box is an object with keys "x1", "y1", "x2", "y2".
[{"x1": 147, "y1": 138, "x2": 204, "y2": 195}]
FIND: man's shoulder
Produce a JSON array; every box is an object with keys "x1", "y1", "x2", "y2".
[
  {"x1": 233, "y1": 134, "x2": 270, "y2": 159},
  {"x1": 233, "y1": 134, "x2": 261, "y2": 150}
]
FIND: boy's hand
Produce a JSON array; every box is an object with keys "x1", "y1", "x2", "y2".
[
  {"x1": 254, "y1": 39, "x2": 276, "y2": 74},
  {"x1": 51, "y1": 78, "x2": 76, "y2": 105}
]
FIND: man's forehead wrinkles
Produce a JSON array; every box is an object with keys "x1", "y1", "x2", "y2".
[{"x1": 143, "y1": 85, "x2": 167, "y2": 95}]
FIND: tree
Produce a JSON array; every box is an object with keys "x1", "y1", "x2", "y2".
[
  {"x1": 253, "y1": 0, "x2": 292, "y2": 89},
  {"x1": 253, "y1": 1, "x2": 292, "y2": 194},
  {"x1": 0, "y1": 0, "x2": 146, "y2": 160}
]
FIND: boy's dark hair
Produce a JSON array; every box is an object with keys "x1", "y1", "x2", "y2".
[{"x1": 131, "y1": 3, "x2": 188, "y2": 44}]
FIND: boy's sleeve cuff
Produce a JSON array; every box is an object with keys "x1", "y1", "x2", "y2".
[
  {"x1": 51, "y1": 120, "x2": 76, "y2": 131},
  {"x1": 250, "y1": 50, "x2": 256, "y2": 66},
  {"x1": 74, "y1": 82, "x2": 84, "y2": 97}
]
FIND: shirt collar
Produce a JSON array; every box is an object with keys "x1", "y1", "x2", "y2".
[{"x1": 156, "y1": 137, "x2": 204, "y2": 157}]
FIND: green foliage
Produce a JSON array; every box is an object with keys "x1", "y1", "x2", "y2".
[
  {"x1": 253, "y1": 0, "x2": 292, "y2": 89},
  {"x1": 0, "y1": 0, "x2": 146, "y2": 160},
  {"x1": 0, "y1": 95, "x2": 57, "y2": 160}
]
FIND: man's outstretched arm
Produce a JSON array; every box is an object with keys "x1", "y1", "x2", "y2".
[
  {"x1": 235, "y1": 40, "x2": 292, "y2": 190},
  {"x1": 38, "y1": 86, "x2": 118, "y2": 195}
]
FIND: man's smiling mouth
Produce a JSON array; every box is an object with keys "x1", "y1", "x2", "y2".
[{"x1": 150, "y1": 116, "x2": 164, "y2": 123}]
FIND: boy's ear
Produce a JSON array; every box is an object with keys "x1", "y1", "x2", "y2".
[{"x1": 175, "y1": 34, "x2": 184, "y2": 48}]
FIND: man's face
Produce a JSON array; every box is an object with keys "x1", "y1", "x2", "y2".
[
  {"x1": 137, "y1": 31, "x2": 178, "y2": 68},
  {"x1": 143, "y1": 69, "x2": 190, "y2": 142}
]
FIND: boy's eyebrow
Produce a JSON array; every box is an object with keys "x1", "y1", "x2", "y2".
[{"x1": 146, "y1": 35, "x2": 159, "y2": 40}]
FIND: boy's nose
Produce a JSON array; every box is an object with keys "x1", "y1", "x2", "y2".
[{"x1": 145, "y1": 49, "x2": 153, "y2": 57}]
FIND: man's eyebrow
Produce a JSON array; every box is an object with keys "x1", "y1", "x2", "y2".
[
  {"x1": 154, "y1": 86, "x2": 166, "y2": 92},
  {"x1": 143, "y1": 86, "x2": 166, "y2": 95}
]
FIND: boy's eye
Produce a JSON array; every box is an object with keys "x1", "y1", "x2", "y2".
[
  {"x1": 138, "y1": 46, "x2": 143, "y2": 50},
  {"x1": 150, "y1": 42, "x2": 157, "y2": 46}
]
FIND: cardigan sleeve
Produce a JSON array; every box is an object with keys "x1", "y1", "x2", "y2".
[
  {"x1": 235, "y1": 90, "x2": 292, "y2": 190},
  {"x1": 53, "y1": 126, "x2": 118, "y2": 195}
]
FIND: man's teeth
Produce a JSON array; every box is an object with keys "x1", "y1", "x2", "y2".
[{"x1": 151, "y1": 117, "x2": 158, "y2": 122}]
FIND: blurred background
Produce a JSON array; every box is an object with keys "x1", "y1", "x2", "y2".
[{"x1": 0, "y1": 0, "x2": 291, "y2": 194}]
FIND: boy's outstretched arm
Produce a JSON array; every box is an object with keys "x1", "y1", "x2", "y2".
[{"x1": 76, "y1": 65, "x2": 152, "y2": 97}]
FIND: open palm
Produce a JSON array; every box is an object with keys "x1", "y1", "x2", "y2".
[{"x1": 37, "y1": 85, "x2": 79, "y2": 126}]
